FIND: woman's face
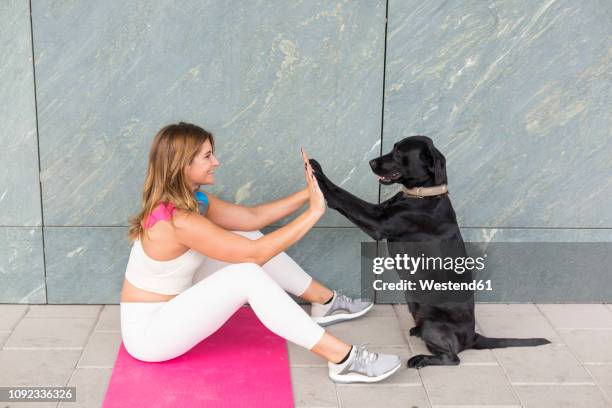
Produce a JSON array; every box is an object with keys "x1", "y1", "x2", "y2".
[{"x1": 185, "y1": 139, "x2": 219, "y2": 189}]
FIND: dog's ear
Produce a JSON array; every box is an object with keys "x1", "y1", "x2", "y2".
[{"x1": 426, "y1": 140, "x2": 446, "y2": 185}]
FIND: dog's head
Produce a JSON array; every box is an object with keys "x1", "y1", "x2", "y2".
[{"x1": 369, "y1": 136, "x2": 447, "y2": 188}]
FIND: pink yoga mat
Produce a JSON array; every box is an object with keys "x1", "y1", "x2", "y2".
[{"x1": 103, "y1": 306, "x2": 294, "y2": 407}]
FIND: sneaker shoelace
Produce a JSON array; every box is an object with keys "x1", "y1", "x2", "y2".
[
  {"x1": 351, "y1": 343, "x2": 378, "y2": 376},
  {"x1": 336, "y1": 293, "x2": 355, "y2": 307}
]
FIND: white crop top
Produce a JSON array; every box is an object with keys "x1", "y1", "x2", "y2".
[{"x1": 124, "y1": 239, "x2": 207, "y2": 295}]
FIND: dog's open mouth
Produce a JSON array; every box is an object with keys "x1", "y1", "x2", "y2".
[{"x1": 377, "y1": 171, "x2": 401, "y2": 183}]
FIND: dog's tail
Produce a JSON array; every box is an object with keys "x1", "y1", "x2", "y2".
[{"x1": 472, "y1": 333, "x2": 550, "y2": 349}]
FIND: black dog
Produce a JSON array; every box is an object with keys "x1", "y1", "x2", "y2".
[{"x1": 310, "y1": 135, "x2": 550, "y2": 368}]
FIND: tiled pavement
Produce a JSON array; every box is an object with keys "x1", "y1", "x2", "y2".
[{"x1": 1, "y1": 304, "x2": 611, "y2": 407}]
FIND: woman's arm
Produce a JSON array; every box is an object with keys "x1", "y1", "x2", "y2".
[
  {"x1": 173, "y1": 206, "x2": 321, "y2": 266},
  {"x1": 250, "y1": 188, "x2": 309, "y2": 228},
  {"x1": 204, "y1": 188, "x2": 309, "y2": 231}
]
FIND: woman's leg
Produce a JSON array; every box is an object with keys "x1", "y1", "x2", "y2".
[
  {"x1": 126, "y1": 262, "x2": 350, "y2": 363},
  {"x1": 192, "y1": 229, "x2": 334, "y2": 303}
]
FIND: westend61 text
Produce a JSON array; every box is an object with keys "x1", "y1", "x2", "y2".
[{"x1": 373, "y1": 279, "x2": 493, "y2": 291}]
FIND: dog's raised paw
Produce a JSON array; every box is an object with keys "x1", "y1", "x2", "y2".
[
  {"x1": 308, "y1": 158, "x2": 323, "y2": 174},
  {"x1": 407, "y1": 355, "x2": 429, "y2": 369}
]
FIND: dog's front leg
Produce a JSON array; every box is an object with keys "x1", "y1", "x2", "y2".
[{"x1": 309, "y1": 159, "x2": 387, "y2": 241}]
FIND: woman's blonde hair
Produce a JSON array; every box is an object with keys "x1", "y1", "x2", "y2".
[{"x1": 127, "y1": 122, "x2": 215, "y2": 242}]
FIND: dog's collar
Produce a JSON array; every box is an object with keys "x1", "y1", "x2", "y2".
[{"x1": 402, "y1": 184, "x2": 448, "y2": 199}]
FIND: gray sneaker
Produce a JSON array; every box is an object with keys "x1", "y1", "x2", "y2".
[
  {"x1": 328, "y1": 343, "x2": 402, "y2": 383},
  {"x1": 311, "y1": 290, "x2": 373, "y2": 327}
]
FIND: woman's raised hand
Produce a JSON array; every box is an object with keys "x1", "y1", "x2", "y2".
[{"x1": 301, "y1": 147, "x2": 326, "y2": 217}]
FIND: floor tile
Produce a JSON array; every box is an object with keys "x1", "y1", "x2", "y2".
[
  {"x1": 538, "y1": 304, "x2": 612, "y2": 329},
  {"x1": 336, "y1": 384, "x2": 430, "y2": 408},
  {"x1": 419, "y1": 365, "x2": 519, "y2": 406},
  {"x1": 585, "y1": 364, "x2": 612, "y2": 402},
  {"x1": 516, "y1": 384, "x2": 610, "y2": 408},
  {"x1": 0, "y1": 304, "x2": 29, "y2": 330},
  {"x1": 392, "y1": 303, "x2": 416, "y2": 332},
  {"x1": 475, "y1": 304, "x2": 560, "y2": 342},
  {"x1": 77, "y1": 331, "x2": 122, "y2": 368},
  {"x1": 94, "y1": 305, "x2": 120, "y2": 331},
  {"x1": 290, "y1": 366, "x2": 338, "y2": 407},
  {"x1": 25, "y1": 305, "x2": 101, "y2": 318},
  {"x1": 4, "y1": 317, "x2": 96, "y2": 349},
  {"x1": 325, "y1": 315, "x2": 405, "y2": 346},
  {"x1": 0, "y1": 331, "x2": 10, "y2": 348},
  {"x1": 558, "y1": 329, "x2": 612, "y2": 363},
  {"x1": 367, "y1": 304, "x2": 397, "y2": 317},
  {"x1": 59, "y1": 368, "x2": 113, "y2": 408},
  {"x1": 288, "y1": 341, "x2": 327, "y2": 366},
  {"x1": 0, "y1": 349, "x2": 81, "y2": 386},
  {"x1": 493, "y1": 343, "x2": 592, "y2": 383}
]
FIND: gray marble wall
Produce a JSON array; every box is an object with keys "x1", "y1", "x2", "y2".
[
  {"x1": 0, "y1": 0, "x2": 45, "y2": 303},
  {"x1": 1, "y1": 0, "x2": 610, "y2": 304}
]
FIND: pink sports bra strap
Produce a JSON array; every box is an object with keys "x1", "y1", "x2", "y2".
[{"x1": 143, "y1": 202, "x2": 177, "y2": 229}]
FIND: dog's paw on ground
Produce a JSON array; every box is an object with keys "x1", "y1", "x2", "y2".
[
  {"x1": 407, "y1": 354, "x2": 429, "y2": 368},
  {"x1": 409, "y1": 326, "x2": 421, "y2": 337}
]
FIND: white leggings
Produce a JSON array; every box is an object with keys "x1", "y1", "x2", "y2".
[{"x1": 120, "y1": 230, "x2": 326, "y2": 362}]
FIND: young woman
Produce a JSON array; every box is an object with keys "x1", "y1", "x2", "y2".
[{"x1": 120, "y1": 122, "x2": 401, "y2": 383}]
